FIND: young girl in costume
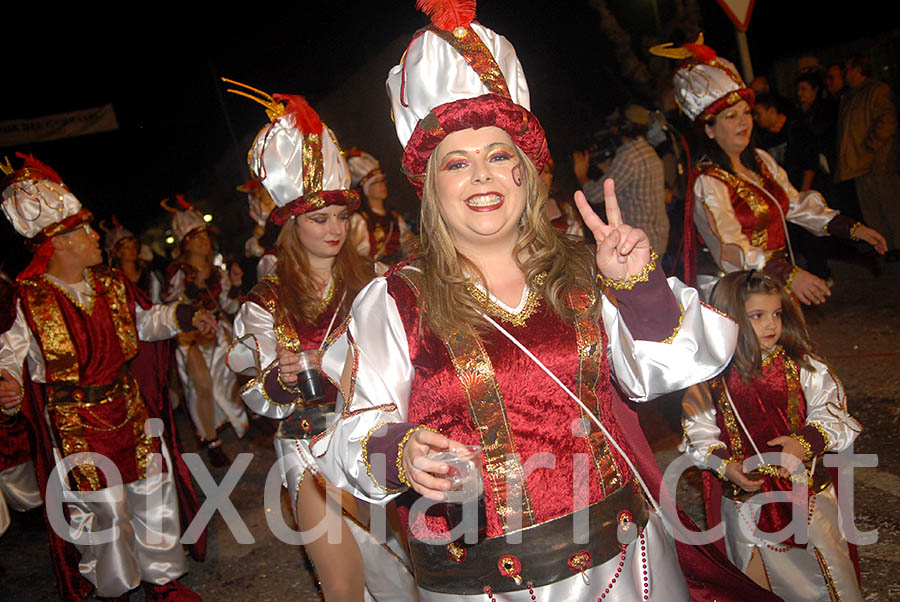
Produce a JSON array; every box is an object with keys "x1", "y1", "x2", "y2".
[{"x1": 681, "y1": 270, "x2": 863, "y2": 601}]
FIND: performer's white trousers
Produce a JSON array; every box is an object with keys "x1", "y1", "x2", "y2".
[{"x1": 0, "y1": 461, "x2": 42, "y2": 536}]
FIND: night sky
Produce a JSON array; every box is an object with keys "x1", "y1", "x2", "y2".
[{"x1": 2, "y1": 1, "x2": 897, "y2": 275}]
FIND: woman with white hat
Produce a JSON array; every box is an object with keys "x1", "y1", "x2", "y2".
[
  {"x1": 309, "y1": 4, "x2": 774, "y2": 600},
  {"x1": 655, "y1": 36, "x2": 886, "y2": 302},
  {"x1": 224, "y1": 84, "x2": 417, "y2": 602}
]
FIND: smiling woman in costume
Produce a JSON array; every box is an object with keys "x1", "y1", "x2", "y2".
[
  {"x1": 222, "y1": 83, "x2": 417, "y2": 602},
  {"x1": 308, "y1": 3, "x2": 778, "y2": 601},
  {"x1": 654, "y1": 36, "x2": 886, "y2": 303}
]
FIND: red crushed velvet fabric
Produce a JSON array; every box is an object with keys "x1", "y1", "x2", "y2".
[
  {"x1": 143, "y1": 579, "x2": 203, "y2": 601},
  {"x1": 697, "y1": 88, "x2": 755, "y2": 123},
  {"x1": 385, "y1": 272, "x2": 630, "y2": 539},
  {"x1": 0, "y1": 413, "x2": 32, "y2": 471},
  {"x1": 715, "y1": 355, "x2": 812, "y2": 545},
  {"x1": 270, "y1": 189, "x2": 361, "y2": 226},
  {"x1": 402, "y1": 94, "x2": 550, "y2": 197},
  {"x1": 165, "y1": 262, "x2": 224, "y2": 313}
]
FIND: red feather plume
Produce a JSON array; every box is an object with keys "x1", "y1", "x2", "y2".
[
  {"x1": 272, "y1": 94, "x2": 323, "y2": 135},
  {"x1": 15, "y1": 152, "x2": 63, "y2": 184},
  {"x1": 175, "y1": 194, "x2": 193, "y2": 210},
  {"x1": 683, "y1": 43, "x2": 717, "y2": 63},
  {"x1": 112, "y1": 215, "x2": 123, "y2": 228},
  {"x1": 416, "y1": 0, "x2": 476, "y2": 31}
]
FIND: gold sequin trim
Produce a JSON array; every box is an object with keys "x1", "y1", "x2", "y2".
[
  {"x1": 809, "y1": 422, "x2": 832, "y2": 452},
  {"x1": 360, "y1": 420, "x2": 409, "y2": 493},
  {"x1": 660, "y1": 303, "x2": 685, "y2": 344},
  {"x1": 789, "y1": 432, "x2": 814, "y2": 462},
  {"x1": 761, "y1": 344, "x2": 785, "y2": 368},
  {"x1": 256, "y1": 365, "x2": 298, "y2": 407},
  {"x1": 813, "y1": 547, "x2": 841, "y2": 602},
  {"x1": 784, "y1": 266, "x2": 801, "y2": 290},
  {"x1": 466, "y1": 272, "x2": 546, "y2": 327},
  {"x1": 396, "y1": 425, "x2": 437, "y2": 490},
  {"x1": 849, "y1": 222, "x2": 862, "y2": 241},
  {"x1": 598, "y1": 252, "x2": 659, "y2": 290}
]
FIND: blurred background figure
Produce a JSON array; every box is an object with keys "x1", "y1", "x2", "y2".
[
  {"x1": 102, "y1": 216, "x2": 164, "y2": 303},
  {"x1": 835, "y1": 54, "x2": 900, "y2": 261},
  {"x1": 346, "y1": 149, "x2": 411, "y2": 265},
  {"x1": 541, "y1": 157, "x2": 585, "y2": 239},
  {"x1": 163, "y1": 196, "x2": 248, "y2": 466}
]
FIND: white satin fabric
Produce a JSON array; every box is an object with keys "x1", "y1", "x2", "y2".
[
  {"x1": 170, "y1": 208, "x2": 207, "y2": 244},
  {"x1": 248, "y1": 117, "x2": 351, "y2": 208},
  {"x1": 0, "y1": 461, "x2": 42, "y2": 536},
  {"x1": 1, "y1": 177, "x2": 83, "y2": 239},
  {"x1": 0, "y1": 275, "x2": 183, "y2": 386},
  {"x1": 256, "y1": 253, "x2": 277, "y2": 281},
  {"x1": 722, "y1": 484, "x2": 862, "y2": 601},
  {"x1": 386, "y1": 22, "x2": 532, "y2": 150},
  {"x1": 680, "y1": 355, "x2": 862, "y2": 472},
  {"x1": 693, "y1": 149, "x2": 840, "y2": 273},
  {"x1": 311, "y1": 267, "x2": 737, "y2": 504},
  {"x1": 165, "y1": 269, "x2": 247, "y2": 439},
  {"x1": 673, "y1": 56, "x2": 745, "y2": 122},
  {"x1": 229, "y1": 300, "x2": 297, "y2": 420},
  {"x1": 58, "y1": 443, "x2": 187, "y2": 598},
  {"x1": 417, "y1": 513, "x2": 685, "y2": 602}
]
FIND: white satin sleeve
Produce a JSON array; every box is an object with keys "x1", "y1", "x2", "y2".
[
  {"x1": 162, "y1": 269, "x2": 184, "y2": 303},
  {"x1": 602, "y1": 277, "x2": 738, "y2": 402},
  {"x1": 801, "y1": 357, "x2": 861, "y2": 453},
  {"x1": 757, "y1": 149, "x2": 838, "y2": 236},
  {"x1": 679, "y1": 382, "x2": 728, "y2": 472},
  {"x1": 350, "y1": 213, "x2": 371, "y2": 258},
  {"x1": 256, "y1": 254, "x2": 277, "y2": 281},
  {"x1": 0, "y1": 300, "x2": 43, "y2": 384},
  {"x1": 135, "y1": 303, "x2": 181, "y2": 342},
  {"x1": 693, "y1": 174, "x2": 768, "y2": 272},
  {"x1": 147, "y1": 271, "x2": 163, "y2": 305},
  {"x1": 310, "y1": 276, "x2": 413, "y2": 504},
  {"x1": 227, "y1": 301, "x2": 298, "y2": 419}
]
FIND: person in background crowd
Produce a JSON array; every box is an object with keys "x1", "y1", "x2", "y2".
[
  {"x1": 346, "y1": 149, "x2": 411, "y2": 265},
  {"x1": 163, "y1": 196, "x2": 248, "y2": 466},
  {"x1": 825, "y1": 63, "x2": 846, "y2": 101},
  {"x1": 224, "y1": 83, "x2": 417, "y2": 601},
  {"x1": 573, "y1": 105, "x2": 669, "y2": 255},
  {"x1": 0, "y1": 154, "x2": 209, "y2": 601},
  {"x1": 239, "y1": 179, "x2": 279, "y2": 280},
  {"x1": 541, "y1": 157, "x2": 585, "y2": 239},
  {"x1": 103, "y1": 216, "x2": 164, "y2": 303},
  {"x1": 835, "y1": 54, "x2": 900, "y2": 261}
]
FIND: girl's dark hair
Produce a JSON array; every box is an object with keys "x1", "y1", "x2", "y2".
[{"x1": 711, "y1": 270, "x2": 818, "y2": 381}]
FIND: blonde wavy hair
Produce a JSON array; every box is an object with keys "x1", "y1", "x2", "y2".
[
  {"x1": 416, "y1": 135, "x2": 599, "y2": 339},
  {"x1": 274, "y1": 214, "x2": 374, "y2": 325}
]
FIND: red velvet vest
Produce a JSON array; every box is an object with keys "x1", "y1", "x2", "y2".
[
  {"x1": 696, "y1": 154, "x2": 791, "y2": 253},
  {"x1": 386, "y1": 270, "x2": 634, "y2": 539}
]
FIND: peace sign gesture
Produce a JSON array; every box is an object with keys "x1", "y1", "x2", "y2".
[{"x1": 574, "y1": 179, "x2": 653, "y2": 282}]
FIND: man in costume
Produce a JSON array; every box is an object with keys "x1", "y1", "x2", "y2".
[{"x1": 0, "y1": 154, "x2": 209, "y2": 601}]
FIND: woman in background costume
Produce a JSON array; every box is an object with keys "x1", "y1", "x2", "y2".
[
  {"x1": 163, "y1": 196, "x2": 248, "y2": 465},
  {"x1": 652, "y1": 36, "x2": 885, "y2": 301},
  {"x1": 223, "y1": 82, "x2": 417, "y2": 602},
  {"x1": 103, "y1": 216, "x2": 163, "y2": 303}
]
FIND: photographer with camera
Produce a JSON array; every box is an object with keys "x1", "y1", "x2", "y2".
[{"x1": 572, "y1": 105, "x2": 670, "y2": 254}]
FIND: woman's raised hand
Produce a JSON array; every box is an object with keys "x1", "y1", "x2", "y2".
[{"x1": 574, "y1": 179, "x2": 652, "y2": 282}]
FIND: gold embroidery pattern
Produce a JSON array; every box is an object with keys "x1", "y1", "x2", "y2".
[
  {"x1": 20, "y1": 278, "x2": 80, "y2": 383},
  {"x1": 761, "y1": 345, "x2": 785, "y2": 369},
  {"x1": 849, "y1": 222, "x2": 862, "y2": 240},
  {"x1": 96, "y1": 269, "x2": 138, "y2": 361},
  {"x1": 598, "y1": 252, "x2": 659, "y2": 290},
  {"x1": 429, "y1": 25, "x2": 511, "y2": 99},
  {"x1": 699, "y1": 164, "x2": 773, "y2": 249},
  {"x1": 569, "y1": 285, "x2": 622, "y2": 496},
  {"x1": 444, "y1": 328, "x2": 537, "y2": 531},
  {"x1": 783, "y1": 353, "x2": 802, "y2": 432},
  {"x1": 302, "y1": 131, "x2": 325, "y2": 208},
  {"x1": 712, "y1": 377, "x2": 743, "y2": 459},
  {"x1": 789, "y1": 432, "x2": 813, "y2": 462},
  {"x1": 466, "y1": 273, "x2": 546, "y2": 327}
]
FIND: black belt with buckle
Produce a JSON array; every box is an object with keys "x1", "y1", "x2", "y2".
[
  {"x1": 409, "y1": 481, "x2": 649, "y2": 595},
  {"x1": 275, "y1": 403, "x2": 334, "y2": 440},
  {"x1": 48, "y1": 370, "x2": 129, "y2": 406}
]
